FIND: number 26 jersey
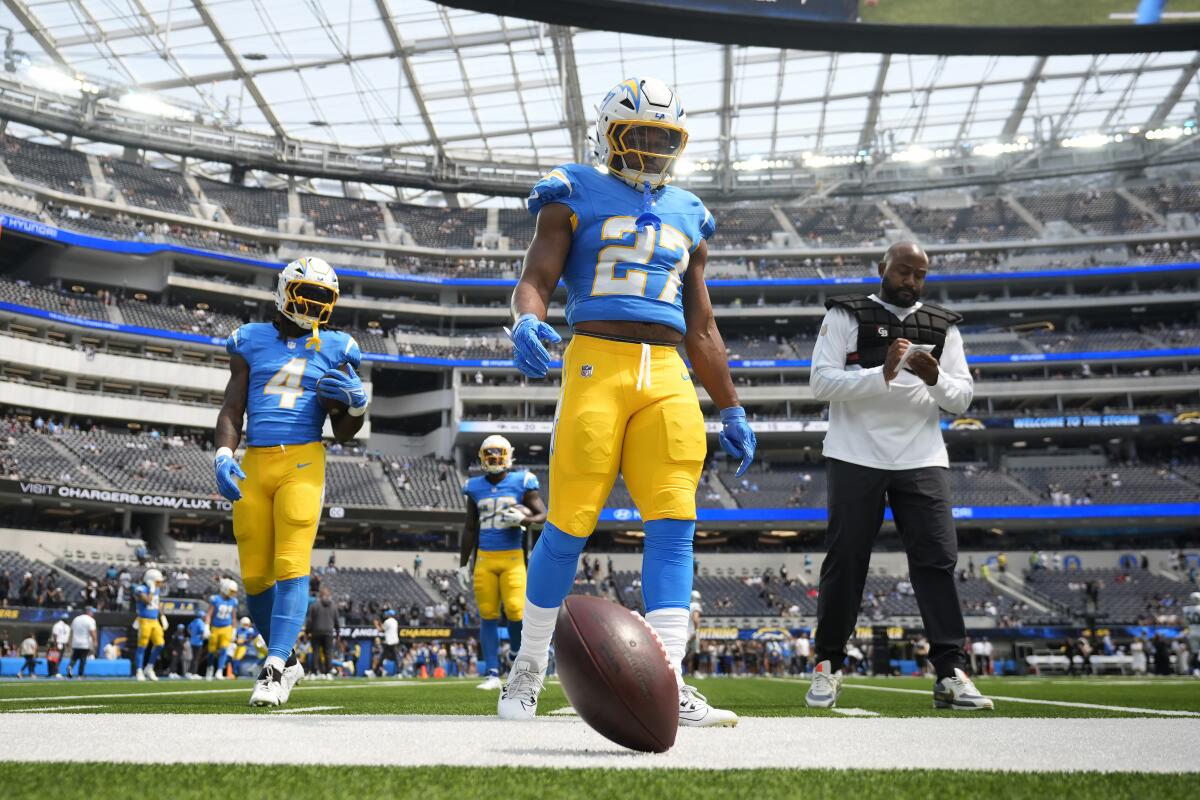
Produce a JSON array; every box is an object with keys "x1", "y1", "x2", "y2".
[{"x1": 526, "y1": 163, "x2": 716, "y2": 336}]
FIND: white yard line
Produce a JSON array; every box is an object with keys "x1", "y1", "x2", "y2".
[
  {"x1": 842, "y1": 682, "x2": 1200, "y2": 717},
  {"x1": 0, "y1": 679, "x2": 458, "y2": 704},
  {"x1": 4, "y1": 704, "x2": 106, "y2": 713},
  {"x1": 549, "y1": 706, "x2": 578, "y2": 716},
  {"x1": 1110, "y1": 11, "x2": 1200, "y2": 19},
  {"x1": 831, "y1": 707, "x2": 879, "y2": 717},
  {"x1": 269, "y1": 705, "x2": 343, "y2": 714},
  {"x1": 2, "y1": 715, "x2": 1196, "y2": 772}
]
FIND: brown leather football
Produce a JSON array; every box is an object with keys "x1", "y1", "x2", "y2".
[{"x1": 555, "y1": 595, "x2": 678, "y2": 753}]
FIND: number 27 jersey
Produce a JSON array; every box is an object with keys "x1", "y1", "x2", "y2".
[
  {"x1": 527, "y1": 163, "x2": 716, "y2": 335},
  {"x1": 227, "y1": 323, "x2": 361, "y2": 447}
]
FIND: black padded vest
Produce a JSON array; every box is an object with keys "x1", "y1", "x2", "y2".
[{"x1": 824, "y1": 294, "x2": 963, "y2": 369}]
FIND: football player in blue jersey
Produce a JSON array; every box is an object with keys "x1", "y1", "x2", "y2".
[
  {"x1": 213, "y1": 256, "x2": 368, "y2": 706},
  {"x1": 458, "y1": 435, "x2": 547, "y2": 690},
  {"x1": 204, "y1": 578, "x2": 240, "y2": 680},
  {"x1": 133, "y1": 568, "x2": 165, "y2": 681},
  {"x1": 498, "y1": 77, "x2": 755, "y2": 726}
]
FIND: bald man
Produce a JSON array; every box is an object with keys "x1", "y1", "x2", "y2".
[{"x1": 804, "y1": 242, "x2": 993, "y2": 711}]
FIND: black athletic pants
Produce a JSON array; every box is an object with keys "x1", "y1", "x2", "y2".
[
  {"x1": 313, "y1": 633, "x2": 335, "y2": 674},
  {"x1": 815, "y1": 458, "x2": 968, "y2": 679},
  {"x1": 69, "y1": 648, "x2": 89, "y2": 678}
]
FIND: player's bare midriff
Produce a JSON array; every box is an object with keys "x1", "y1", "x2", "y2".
[{"x1": 574, "y1": 319, "x2": 683, "y2": 346}]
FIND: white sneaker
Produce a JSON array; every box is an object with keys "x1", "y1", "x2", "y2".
[
  {"x1": 933, "y1": 668, "x2": 994, "y2": 710},
  {"x1": 805, "y1": 660, "x2": 842, "y2": 709},
  {"x1": 188, "y1": 673, "x2": 202, "y2": 680},
  {"x1": 477, "y1": 671, "x2": 502, "y2": 690},
  {"x1": 678, "y1": 684, "x2": 738, "y2": 727},
  {"x1": 249, "y1": 666, "x2": 285, "y2": 707},
  {"x1": 497, "y1": 657, "x2": 545, "y2": 720},
  {"x1": 215, "y1": 672, "x2": 226, "y2": 681},
  {"x1": 136, "y1": 669, "x2": 146, "y2": 682},
  {"x1": 280, "y1": 657, "x2": 304, "y2": 704}
]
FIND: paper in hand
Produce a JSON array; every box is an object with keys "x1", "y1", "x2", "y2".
[{"x1": 896, "y1": 342, "x2": 935, "y2": 372}]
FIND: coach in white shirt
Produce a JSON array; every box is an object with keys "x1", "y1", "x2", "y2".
[
  {"x1": 50, "y1": 616, "x2": 71, "y2": 678},
  {"x1": 67, "y1": 607, "x2": 98, "y2": 679},
  {"x1": 805, "y1": 242, "x2": 993, "y2": 711}
]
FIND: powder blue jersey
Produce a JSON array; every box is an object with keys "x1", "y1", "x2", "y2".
[
  {"x1": 188, "y1": 617, "x2": 207, "y2": 647},
  {"x1": 526, "y1": 163, "x2": 716, "y2": 335},
  {"x1": 463, "y1": 470, "x2": 540, "y2": 552},
  {"x1": 227, "y1": 323, "x2": 362, "y2": 447},
  {"x1": 209, "y1": 595, "x2": 239, "y2": 629},
  {"x1": 134, "y1": 583, "x2": 161, "y2": 620}
]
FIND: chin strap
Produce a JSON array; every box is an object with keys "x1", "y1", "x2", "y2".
[{"x1": 305, "y1": 320, "x2": 321, "y2": 351}]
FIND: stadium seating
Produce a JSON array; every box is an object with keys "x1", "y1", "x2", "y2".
[
  {"x1": 498, "y1": 208, "x2": 535, "y2": 249},
  {"x1": 300, "y1": 194, "x2": 383, "y2": 240},
  {"x1": 707, "y1": 205, "x2": 782, "y2": 249},
  {"x1": 1, "y1": 425, "x2": 79, "y2": 483},
  {"x1": 101, "y1": 157, "x2": 193, "y2": 216},
  {"x1": 1, "y1": 136, "x2": 90, "y2": 195},
  {"x1": 382, "y1": 457, "x2": 466, "y2": 511},
  {"x1": 0, "y1": 550, "x2": 84, "y2": 604},
  {"x1": 389, "y1": 203, "x2": 486, "y2": 248},
  {"x1": 326, "y1": 459, "x2": 389, "y2": 507},
  {"x1": 1009, "y1": 465, "x2": 1200, "y2": 505},
  {"x1": 1023, "y1": 567, "x2": 1191, "y2": 624},
  {"x1": 198, "y1": 177, "x2": 289, "y2": 229},
  {"x1": 0, "y1": 278, "x2": 110, "y2": 321}
]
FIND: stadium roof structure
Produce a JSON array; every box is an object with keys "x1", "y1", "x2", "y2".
[{"x1": 0, "y1": 0, "x2": 1197, "y2": 199}]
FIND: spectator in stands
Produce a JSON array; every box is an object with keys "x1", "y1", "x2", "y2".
[
  {"x1": 18, "y1": 630, "x2": 38, "y2": 677},
  {"x1": 18, "y1": 572, "x2": 34, "y2": 606},
  {"x1": 305, "y1": 587, "x2": 340, "y2": 677}
]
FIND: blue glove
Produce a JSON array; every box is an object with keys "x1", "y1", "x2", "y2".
[
  {"x1": 509, "y1": 313, "x2": 562, "y2": 379},
  {"x1": 317, "y1": 365, "x2": 368, "y2": 410},
  {"x1": 214, "y1": 449, "x2": 246, "y2": 502},
  {"x1": 719, "y1": 406, "x2": 757, "y2": 478}
]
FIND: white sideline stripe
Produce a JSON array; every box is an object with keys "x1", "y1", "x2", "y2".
[
  {"x1": 0, "y1": 679, "x2": 459, "y2": 704},
  {"x1": 843, "y1": 682, "x2": 1200, "y2": 717},
  {"x1": 831, "y1": 707, "x2": 879, "y2": 717},
  {"x1": 269, "y1": 705, "x2": 343, "y2": 714},
  {"x1": 5, "y1": 704, "x2": 106, "y2": 713},
  {"x1": 2, "y1": 715, "x2": 1196, "y2": 772},
  {"x1": 549, "y1": 706, "x2": 578, "y2": 716},
  {"x1": 1110, "y1": 11, "x2": 1200, "y2": 19}
]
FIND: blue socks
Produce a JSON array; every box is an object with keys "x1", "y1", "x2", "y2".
[
  {"x1": 217, "y1": 650, "x2": 230, "y2": 673},
  {"x1": 507, "y1": 618, "x2": 523, "y2": 656},
  {"x1": 480, "y1": 618, "x2": 499, "y2": 674},
  {"x1": 642, "y1": 518, "x2": 695, "y2": 612},
  {"x1": 246, "y1": 585, "x2": 276, "y2": 644},
  {"x1": 525, "y1": 522, "x2": 588, "y2": 608},
  {"x1": 135, "y1": 646, "x2": 145, "y2": 670},
  {"x1": 148, "y1": 645, "x2": 163, "y2": 669},
  {"x1": 268, "y1": 576, "x2": 310, "y2": 663}
]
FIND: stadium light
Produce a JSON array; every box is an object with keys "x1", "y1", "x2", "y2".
[
  {"x1": 890, "y1": 146, "x2": 934, "y2": 163},
  {"x1": 1060, "y1": 133, "x2": 1113, "y2": 149},
  {"x1": 26, "y1": 64, "x2": 84, "y2": 97},
  {"x1": 119, "y1": 92, "x2": 192, "y2": 121},
  {"x1": 972, "y1": 140, "x2": 1035, "y2": 158},
  {"x1": 1144, "y1": 126, "x2": 1193, "y2": 141}
]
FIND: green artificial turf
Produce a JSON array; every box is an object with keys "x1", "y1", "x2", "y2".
[
  {"x1": 858, "y1": 0, "x2": 1200, "y2": 27},
  {"x1": 1, "y1": 675, "x2": 1197, "y2": 718},
  {"x1": 0, "y1": 763, "x2": 1194, "y2": 800}
]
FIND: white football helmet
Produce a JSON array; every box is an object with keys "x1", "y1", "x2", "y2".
[
  {"x1": 593, "y1": 77, "x2": 688, "y2": 190},
  {"x1": 479, "y1": 435, "x2": 514, "y2": 474},
  {"x1": 143, "y1": 568, "x2": 163, "y2": 588},
  {"x1": 240, "y1": 616, "x2": 252, "y2": 628},
  {"x1": 276, "y1": 257, "x2": 339, "y2": 331},
  {"x1": 1191, "y1": 592, "x2": 1200, "y2": 604},
  {"x1": 219, "y1": 578, "x2": 238, "y2": 599}
]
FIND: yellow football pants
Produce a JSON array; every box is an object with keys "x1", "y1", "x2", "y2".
[
  {"x1": 549, "y1": 334, "x2": 706, "y2": 537},
  {"x1": 137, "y1": 618, "x2": 165, "y2": 648},
  {"x1": 207, "y1": 626, "x2": 234, "y2": 655},
  {"x1": 474, "y1": 549, "x2": 526, "y2": 621},
  {"x1": 231, "y1": 441, "x2": 326, "y2": 595}
]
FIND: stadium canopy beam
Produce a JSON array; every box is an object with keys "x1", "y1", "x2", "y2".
[
  {"x1": 857, "y1": 54, "x2": 890, "y2": 152},
  {"x1": 550, "y1": 25, "x2": 588, "y2": 164},
  {"x1": 1147, "y1": 52, "x2": 1200, "y2": 129},
  {"x1": 1, "y1": 0, "x2": 69, "y2": 66},
  {"x1": 138, "y1": 26, "x2": 544, "y2": 92},
  {"x1": 189, "y1": 0, "x2": 286, "y2": 140},
  {"x1": 55, "y1": 19, "x2": 208, "y2": 48},
  {"x1": 717, "y1": 44, "x2": 734, "y2": 192},
  {"x1": 1001, "y1": 56, "x2": 1047, "y2": 141},
  {"x1": 373, "y1": 0, "x2": 445, "y2": 162}
]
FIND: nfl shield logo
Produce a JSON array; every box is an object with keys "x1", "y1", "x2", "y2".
[
  {"x1": 287, "y1": 340, "x2": 297, "y2": 350},
  {"x1": 877, "y1": 326, "x2": 888, "y2": 337},
  {"x1": 581, "y1": 364, "x2": 593, "y2": 378}
]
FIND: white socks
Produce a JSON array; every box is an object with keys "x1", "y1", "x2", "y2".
[
  {"x1": 264, "y1": 655, "x2": 286, "y2": 673},
  {"x1": 514, "y1": 600, "x2": 559, "y2": 671},
  {"x1": 645, "y1": 608, "x2": 690, "y2": 688}
]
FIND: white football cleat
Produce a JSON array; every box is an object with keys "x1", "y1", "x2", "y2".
[
  {"x1": 249, "y1": 665, "x2": 285, "y2": 707},
  {"x1": 933, "y1": 668, "x2": 994, "y2": 710},
  {"x1": 477, "y1": 670, "x2": 502, "y2": 691},
  {"x1": 805, "y1": 660, "x2": 842, "y2": 709},
  {"x1": 678, "y1": 684, "x2": 738, "y2": 727},
  {"x1": 279, "y1": 657, "x2": 304, "y2": 704},
  {"x1": 136, "y1": 669, "x2": 146, "y2": 682},
  {"x1": 142, "y1": 665, "x2": 158, "y2": 682},
  {"x1": 497, "y1": 657, "x2": 545, "y2": 720}
]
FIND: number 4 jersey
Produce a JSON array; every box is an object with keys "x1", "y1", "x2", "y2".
[
  {"x1": 463, "y1": 470, "x2": 540, "y2": 551},
  {"x1": 527, "y1": 163, "x2": 716, "y2": 335},
  {"x1": 227, "y1": 323, "x2": 361, "y2": 447}
]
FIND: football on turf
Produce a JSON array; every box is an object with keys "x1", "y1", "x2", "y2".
[{"x1": 554, "y1": 595, "x2": 678, "y2": 753}]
